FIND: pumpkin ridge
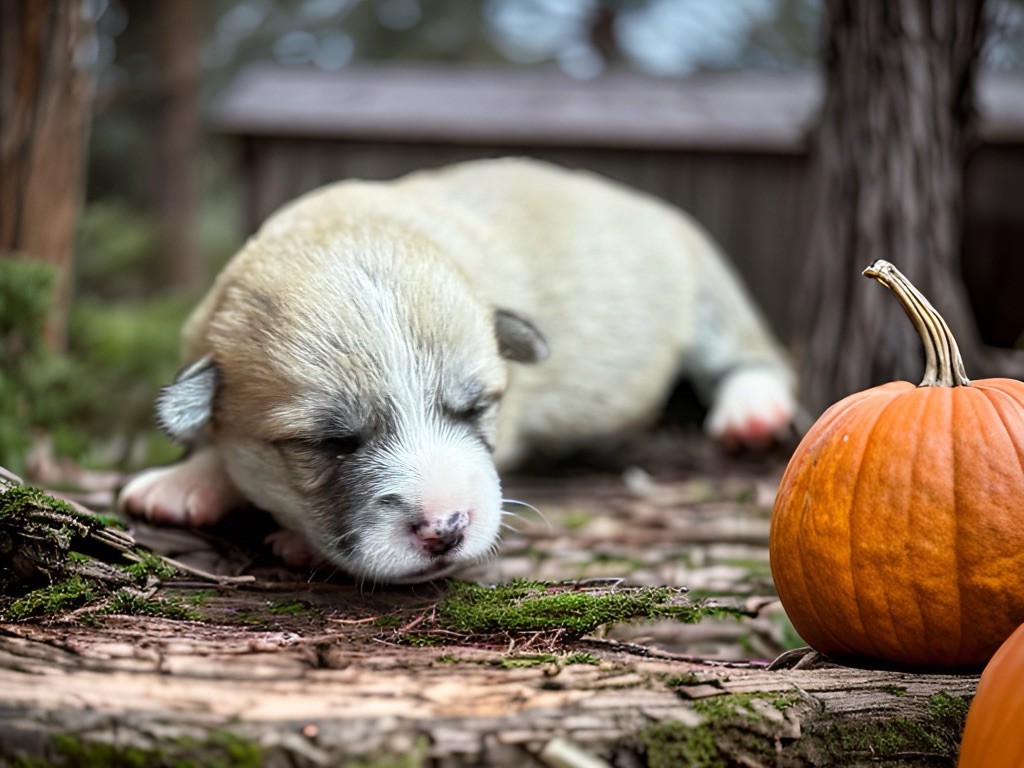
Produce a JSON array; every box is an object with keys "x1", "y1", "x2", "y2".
[
  {"x1": 786, "y1": 448, "x2": 856, "y2": 657},
  {"x1": 773, "y1": 390, "x2": 905, "y2": 661},
  {"x1": 771, "y1": 457, "x2": 820, "y2": 651},
  {"x1": 772, "y1": 417, "x2": 853, "y2": 658},
  {"x1": 961, "y1": 386, "x2": 1024, "y2": 661},
  {"x1": 799, "y1": 398, "x2": 892, "y2": 658},
  {"x1": 950, "y1": 391, "x2": 967, "y2": 663},
  {"x1": 979, "y1": 384, "x2": 1024, "y2": 482},
  {"x1": 899, "y1": 390, "x2": 941, "y2": 662},
  {"x1": 846, "y1": 391, "x2": 905, "y2": 662}
]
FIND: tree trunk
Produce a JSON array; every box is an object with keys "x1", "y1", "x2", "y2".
[
  {"x1": 0, "y1": 1, "x2": 94, "y2": 351},
  {"x1": 154, "y1": 0, "x2": 203, "y2": 292},
  {"x1": 797, "y1": 0, "x2": 1022, "y2": 414}
]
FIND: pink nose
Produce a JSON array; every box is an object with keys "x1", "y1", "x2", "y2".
[{"x1": 411, "y1": 510, "x2": 470, "y2": 558}]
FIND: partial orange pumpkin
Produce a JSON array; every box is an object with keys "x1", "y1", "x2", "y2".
[
  {"x1": 770, "y1": 260, "x2": 1024, "y2": 670},
  {"x1": 958, "y1": 620, "x2": 1024, "y2": 766}
]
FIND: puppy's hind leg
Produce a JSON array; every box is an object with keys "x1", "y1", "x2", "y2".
[
  {"x1": 118, "y1": 446, "x2": 245, "y2": 527},
  {"x1": 684, "y1": 246, "x2": 797, "y2": 449}
]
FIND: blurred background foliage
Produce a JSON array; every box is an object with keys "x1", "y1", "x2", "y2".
[{"x1": 2, "y1": 0, "x2": 1022, "y2": 476}]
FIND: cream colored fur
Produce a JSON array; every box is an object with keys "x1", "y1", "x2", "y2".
[
  {"x1": 183, "y1": 157, "x2": 791, "y2": 467},
  {"x1": 121, "y1": 158, "x2": 794, "y2": 580}
]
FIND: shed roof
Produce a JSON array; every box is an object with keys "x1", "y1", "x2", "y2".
[{"x1": 210, "y1": 64, "x2": 1024, "y2": 152}]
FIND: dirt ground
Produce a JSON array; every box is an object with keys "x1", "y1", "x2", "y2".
[
  {"x1": 123, "y1": 431, "x2": 792, "y2": 659},
  {"x1": 0, "y1": 432, "x2": 978, "y2": 767}
]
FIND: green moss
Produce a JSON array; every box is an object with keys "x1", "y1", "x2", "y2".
[
  {"x1": 665, "y1": 672, "x2": 722, "y2": 688},
  {"x1": 51, "y1": 735, "x2": 153, "y2": 768},
  {"x1": 122, "y1": 551, "x2": 177, "y2": 581},
  {"x1": 820, "y1": 691, "x2": 972, "y2": 763},
  {"x1": 99, "y1": 590, "x2": 199, "y2": 621},
  {"x1": 564, "y1": 651, "x2": 600, "y2": 665},
  {"x1": 201, "y1": 731, "x2": 262, "y2": 768},
  {"x1": 0, "y1": 483, "x2": 121, "y2": 561},
  {"x1": 733, "y1": 487, "x2": 755, "y2": 504},
  {"x1": 268, "y1": 599, "x2": 310, "y2": 615},
  {"x1": 692, "y1": 691, "x2": 801, "y2": 722},
  {"x1": 640, "y1": 691, "x2": 803, "y2": 768},
  {"x1": 435, "y1": 580, "x2": 728, "y2": 639},
  {"x1": 640, "y1": 721, "x2": 723, "y2": 768},
  {"x1": 29, "y1": 729, "x2": 264, "y2": 768},
  {"x1": 881, "y1": 684, "x2": 908, "y2": 697},
  {"x1": 0, "y1": 484, "x2": 81, "y2": 520},
  {"x1": 185, "y1": 589, "x2": 218, "y2": 605},
  {"x1": 93, "y1": 513, "x2": 128, "y2": 530},
  {"x1": 561, "y1": 510, "x2": 593, "y2": 530},
  {"x1": 826, "y1": 717, "x2": 945, "y2": 756},
  {"x1": 345, "y1": 737, "x2": 428, "y2": 768},
  {"x1": 927, "y1": 691, "x2": 972, "y2": 722},
  {"x1": 499, "y1": 653, "x2": 559, "y2": 669},
  {"x1": 226, "y1": 610, "x2": 265, "y2": 626},
  {"x1": 4, "y1": 576, "x2": 95, "y2": 620}
]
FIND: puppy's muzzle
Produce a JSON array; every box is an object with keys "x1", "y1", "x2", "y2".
[{"x1": 410, "y1": 510, "x2": 470, "y2": 558}]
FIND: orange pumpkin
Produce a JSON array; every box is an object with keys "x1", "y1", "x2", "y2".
[
  {"x1": 770, "y1": 260, "x2": 1024, "y2": 670},
  {"x1": 958, "y1": 621, "x2": 1024, "y2": 766}
]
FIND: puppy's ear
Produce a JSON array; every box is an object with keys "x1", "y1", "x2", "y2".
[
  {"x1": 494, "y1": 309, "x2": 549, "y2": 364},
  {"x1": 156, "y1": 356, "x2": 219, "y2": 444}
]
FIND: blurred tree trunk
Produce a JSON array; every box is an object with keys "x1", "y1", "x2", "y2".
[
  {"x1": 797, "y1": 0, "x2": 1024, "y2": 414},
  {"x1": 155, "y1": 0, "x2": 203, "y2": 291},
  {"x1": 0, "y1": 1, "x2": 95, "y2": 351}
]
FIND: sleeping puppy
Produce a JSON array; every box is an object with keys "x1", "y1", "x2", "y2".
[{"x1": 120, "y1": 158, "x2": 795, "y2": 583}]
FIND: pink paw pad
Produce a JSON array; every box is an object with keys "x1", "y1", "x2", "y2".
[
  {"x1": 707, "y1": 369, "x2": 795, "y2": 450},
  {"x1": 118, "y1": 449, "x2": 242, "y2": 527}
]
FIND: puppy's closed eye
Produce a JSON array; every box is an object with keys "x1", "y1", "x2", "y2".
[
  {"x1": 443, "y1": 393, "x2": 500, "y2": 424},
  {"x1": 276, "y1": 434, "x2": 363, "y2": 460},
  {"x1": 317, "y1": 435, "x2": 363, "y2": 458}
]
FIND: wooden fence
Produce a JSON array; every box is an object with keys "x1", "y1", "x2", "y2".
[{"x1": 211, "y1": 65, "x2": 1024, "y2": 345}]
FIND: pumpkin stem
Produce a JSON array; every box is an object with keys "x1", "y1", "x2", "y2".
[{"x1": 862, "y1": 260, "x2": 970, "y2": 387}]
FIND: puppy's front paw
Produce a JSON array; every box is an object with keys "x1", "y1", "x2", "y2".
[
  {"x1": 265, "y1": 529, "x2": 327, "y2": 569},
  {"x1": 705, "y1": 367, "x2": 795, "y2": 450},
  {"x1": 118, "y1": 448, "x2": 243, "y2": 526}
]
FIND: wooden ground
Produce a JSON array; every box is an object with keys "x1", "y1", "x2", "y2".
[{"x1": 0, "y1": 434, "x2": 978, "y2": 767}]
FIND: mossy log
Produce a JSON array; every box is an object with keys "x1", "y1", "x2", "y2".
[
  {"x1": 0, "y1": 465, "x2": 979, "y2": 767},
  {"x1": 0, "y1": 583, "x2": 978, "y2": 768}
]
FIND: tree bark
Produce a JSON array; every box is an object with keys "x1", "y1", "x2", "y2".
[
  {"x1": 0, "y1": 1, "x2": 95, "y2": 351},
  {"x1": 797, "y1": 0, "x2": 1022, "y2": 414},
  {"x1": 0, "y1": 439, "x2": 981, "y2": 766},
  {"x1": 154, "y1": 0, "x2": 203, "y2": 292},
  {"x1": 0, "y1": 616, "x2": 978, "y2": 767}
]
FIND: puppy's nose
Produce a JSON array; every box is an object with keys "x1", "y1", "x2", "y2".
[{"x1": 411, "y1": 510, "x2": 469, "y2": 558}]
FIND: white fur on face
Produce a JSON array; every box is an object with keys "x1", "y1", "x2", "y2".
[
  {"x1": 348, "y1": 408, "x2": 504, "y2": 583},
  {"x1": 214, "y1": 247, "x2": 508, "y2": 584}
]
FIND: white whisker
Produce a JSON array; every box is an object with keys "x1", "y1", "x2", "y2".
[{"x1": 502, "y1": 497, "x2": 551, "y2": 530}]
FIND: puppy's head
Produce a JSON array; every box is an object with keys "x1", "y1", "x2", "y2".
[{"x1": 158, "y1": 238, "x2": 547, "y2": 583}]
